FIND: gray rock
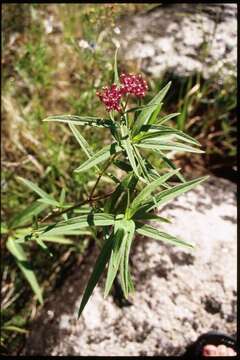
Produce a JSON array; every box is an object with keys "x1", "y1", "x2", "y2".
[
  {"x1": 119, "y1": 4, "x2": 237, "y2": 80},
  {"x1": 24, "y1": 176, "x2": 236, "y2": 356}
]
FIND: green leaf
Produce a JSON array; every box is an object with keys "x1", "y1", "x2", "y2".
[
  {"x1": 37, "y1": 198, "x2": 61, "y2": 206},
  {"x1": 104, "y1": 173, "x2": 138, "y2": 214},
  {"x1": 128, "y1": 169, "x2": 180, "y2": 217},
  {"x1": 78, "y1": 230, "x2": 115, "y2": 317},
  {"x1": 137, "y1": 142, "x2": 204, "y2": 154},
  {"x1": 135, "y1": 176, "x2": 209, "y2": 214},
  {"x1": 74, "y1": 143, "x2": 122, "y2": 173},
  {"x1": 9, "y1": 202, "x2": 48, "y2": 229},
  {"x1": 139, "y1": 124, "x2": 201, "y2": 146},
  {"x1": 37, "y1": 213, "x2": 116, "y2": 236},
  {"x1": 155, "y1": 112, "x2": 180, "y2": 125},
  {"x1": 59, "y1": 188, "x2": 66, "y2": 206},
  {"x1": 132, "y1": 81, "x2": 172, "y2": 136},
  {"x1": 133, "y1": 212, "x2": 171, "y2": 223},
  {"x1": 133, "y1": 145, "x2": 151, "y2": 183},
  {"x1": 136, "y1": 223, "x2": 194, "y2": 248},
  {"x1": 113, "y1": 159, "x2": 132, "y2": 173},
  {"x1": 104, "y1": 224, "x2": 126, "y2": 297},
  {"x1": 148, "y1": 103, "x2": 163, "y2": 125},
  {"x1": 120, "y1": 124, "x2": 140, "y2": 179},
  {"x1": 6, "y1": 237, "x2": 43, "y2": 304},
  {"x1": 2, "y1": 325, "x2": 28, "y2": 334},
  {"x1": 134, "y1": 129, "x2": 201, "y2": 147},
  {"x1": 114, "y1": 47, "x2": 120, "y2": 85},
  {"x1": 124, "y1": 103, "x2": 159, "y2": 115},
  {"x1": 17, "y1": 177, "x2": 59, "y2": 207},
  {"x1": 38, "y1": 235, "x2": 75, "y2": 244},
  {"x1": 160, "y1": 154, "x2": 186, "y2": 183},
  {"x1": 43, "y1": 115, "x2": 116, "y2": 129},
  {"x1": 119, "y1": 220, "x2": 135, "y2": 298},
  {"x1": 35, "y1": 237, "x2": 53, "y2": 257},
  {"x1": 68, "y1": 124, "x2": 100, "y2": 167}
]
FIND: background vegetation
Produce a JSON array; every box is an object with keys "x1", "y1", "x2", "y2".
[{"x1": 1, "y1": 4, "x2": 236, "y2": 355}]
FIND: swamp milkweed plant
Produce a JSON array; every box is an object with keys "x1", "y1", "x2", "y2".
[{"x1": 9, "y1": 50, "x2": 208, "y2": 317}]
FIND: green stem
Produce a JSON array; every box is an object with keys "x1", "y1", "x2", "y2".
[{"x1": 89, "y1": 153, "x2": 117, "y2": 201}]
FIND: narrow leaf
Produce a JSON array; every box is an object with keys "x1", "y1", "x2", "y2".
[
  {"x1": 136, "y1": 176, "x2": 209, "y2": 214},
  {"x1": 9, "y1": 202, "x2": 48, "y2": 229},
  {"x1": 17, "y1": 177, "x2": 59, "y2": 206},
  {"x1": 132, "y1": 81, "x2": 172, "y2": 136},
  {"x1": 37, "y1": 213, "x2": 116, "y2": 236},
  {"x1": 78, "y1": 232, "x2": 115, "y2": 317},
  {"x1": 74, "y1": 143, "x2": 122, "y2": 173},
  {"x1": 6, "y1": 237, "x2": 43, "y2": 304},
  {"x1": 129, "y1": 169, "x2": 181, "y2": 217},
  {"x1": 43, "y1": 115, "x2": 116, "y2": 129},
  {"x1": 114, "y1": 47, "x2": 120, "y2": 85},
  {"x1": 136, "y1": 223, "x2": 194, "y2": 248},
  {"x1": 156, "y1": 112, "x2": 180, "y2": 125},
  {"x1": 104, "y1": 225, "x2": 126, "y2": 297},
  {"x1": 137, "y1": 142, "x2": 204, "y2": 154}
]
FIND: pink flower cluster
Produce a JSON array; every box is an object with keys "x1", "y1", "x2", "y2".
[
  {"x1": 120, "y1": 73, "x2": 148, "y2": 98},
  {"x1": 96, "y1": 84, "x2": 123, "y2": 112},
  {"x1": 96, "y1": 73, "x2": 148, "y2": 112}
]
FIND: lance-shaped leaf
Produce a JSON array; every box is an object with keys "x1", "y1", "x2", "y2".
[
  {"x1": 124, "y1": 103, "x2": 159, "y2": 115},
  {"x1": 139, "y1": 124, "x2": 201, "y2": 146},
  {"x1": 133, "y1": 145, "x2": 151, "y2": 183},
  {"x1": 6, "y1": 237, "x2": 43, "y2": 304},
  {"x1": 128, "y1": 168, "x2": 181, "y2": 217},
  {"x1": 135, "y1": 175, "x2": 208, "y2": 215},
  {"x1": 104, "y1": 172, "x2": 138, "y2": 214},
  {"x1": 74, "y1": 143, "x2": 122, "y2": 173},
  {"x1": 43, "y1": 115, "x2": 116, "y2": 129},
  {"x1": 155, "y1": 112, "x2": 180, "y2": 125},
  {"x1": 17, "y1": 177, "x2": 59, "y2": 207},
  {"x1": 119, "y1": 220, "x2": 135, "y2": 298},
  {"x1": 113, "y1": 47, "x2": 120, "y2": 85},
  {"x1": 120, "y1": 124, "x2": 140, "y2": 179},
  {"x1": 134, "y1": 130, "x2": 201, "y2": 148},
  {"x1": 136, "y1": 223, "x2": 194, "y2": 248},
  {"x1": 133, "y1": 212, "x2": 172, "y2": 224},
  {"x1": 132, "y1": 81, "x2": 172, "y2": 136},
  {"x1": 137, "y1": 142, "x2": 204, "y2": 154},
  {"x1": 104, "y1": 222, "x2": 126, "y2": 298},
  {"x1": 9, "y1": 202, "x2": 48, "y2": 229},
  {"x1": 148, "y1": 103, "x2": 163, "y2": 125},
  {"x1": 36, "y1": 213, "x2": 116, "y2": 236},
  {"x1": 69, "y1": 124, "x2": 93, "y2": 157},
  {"x1": 78, "y1": 229, "x2": 116, "y2": 317},
  {"x1": 160, "y1": 153, "x2": 186, "y2": 183}
]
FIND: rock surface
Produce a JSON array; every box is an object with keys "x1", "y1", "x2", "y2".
[
  {"x1": 24, "y1": 176, "x2": 237, "y2": 356},
  {"x1": 120, "y1": 3, "x2": 237, "y2": 80}
]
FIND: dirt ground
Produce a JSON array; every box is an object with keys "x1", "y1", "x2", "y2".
[{"x1": 24, "y1": 176, "x2": 237, "y2": 356}]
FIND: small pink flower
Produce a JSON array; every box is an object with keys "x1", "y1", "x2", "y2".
[
  {"x1": 120, "y1": 73, "x2": 148, "y2": 97},
  {"x1": 96, "y1": 84, "x2": 123, "y2": 112}
]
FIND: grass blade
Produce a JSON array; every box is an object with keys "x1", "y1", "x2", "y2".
[
  {"x1": 17, "y1": 177, "x2": 59, "y2": 206},
  {"x1": 6, "y1": 237, "x2": 43, "y2": 304}
]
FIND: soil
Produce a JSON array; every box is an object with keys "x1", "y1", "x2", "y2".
[{"x1": 23, "y1": 176, "x2": 237, "y2": 356}]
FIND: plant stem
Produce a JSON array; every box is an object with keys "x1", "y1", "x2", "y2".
[
  {"x1": 38, "y1": 191, "x2": 115, "y2": 225},
  {"x1": 89, "y1": 153, "x2": 118, "y2": 201}
]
